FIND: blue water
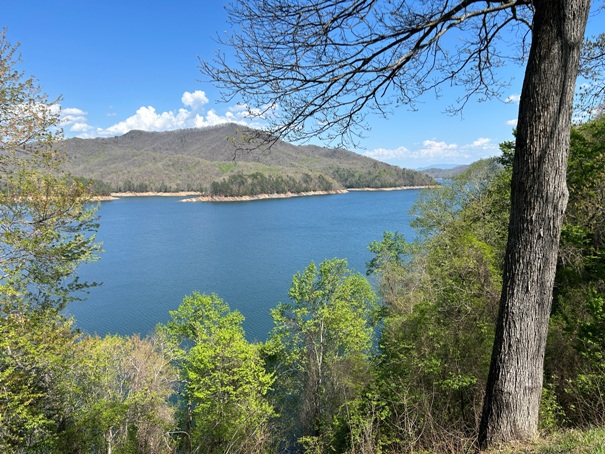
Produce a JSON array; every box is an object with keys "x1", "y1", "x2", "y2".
[{"x1": 68, "y1": 190, "x2": 421, "y2": 341}]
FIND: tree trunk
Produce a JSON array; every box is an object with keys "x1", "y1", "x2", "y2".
[{"x1": 479, "y1": 0, "x2": 589, "y2": 449}]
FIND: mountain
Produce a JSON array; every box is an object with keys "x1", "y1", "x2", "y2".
[
  {"x1": 420, "y1": 165, "x2": 470, "y2": 179},
  {"x1": 416, "y1": 164, "x2": 465, "y2": 170},
  {"x1": 59, "y1": 124, "x2": 435, "y2": 196}
]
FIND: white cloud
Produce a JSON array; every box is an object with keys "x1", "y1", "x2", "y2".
[
  {"x1": 62, "y1": 90, "x2": 265, "y2": 138},
  {"x1": 193, "y1": 109, "x2": 246, "y2": 128},
  {"x1": 231, "y1": 102, "x2": 278, "y2": 119},
  {"x1": 418, "y1": 139, "x2": 459, "y2": 158},
  {"x1": 103, "y1": 105, "x2": 193, "y2": 135},
  {"x1": 181, "y1": 90, "x2": 208, "y2": 110},
  {"x1": 363, "y1": 146, "x2": 409, "y2": 160},
  {"x1": 60, "y1": 107, "x2": 92, "y2": 132},
  {"x1": 62, "y1": 107, "x2": 87, "y2": 116},
  {"x1": 70, "y1": 122, "x2": 93, "y2": 133},
  {"x1": 469, "y1": 137, "x2": 492, "y2": 149},
  {"x1": 364, "y1": 137, "x2": 499, "y2": 168},
  {"x1": 506, "y1": 119, "x2": 518, "y2": 127},
  {"x1": 505, "y1": 94, "x2": 521, "y2": 104}
]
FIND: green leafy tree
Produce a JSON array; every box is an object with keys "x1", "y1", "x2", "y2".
[
  {"x1": 266, "y1": 258, "x2": 378, "y2": 451},
  {"x1": 0, "y1": 313, "x2": 76, "y2": 450},
  {"x1": 159, "y1": 292, "x2": 274, "y2": 454},
  {"x1": 0, "y1": 30, "x2": 100, "y2": 451},
  {"x1": 0, "y1": 30, "x2": 99, "y2": 316},
  {"x1": 56, "y1": 334, "x2": 178, "y2": 453}
]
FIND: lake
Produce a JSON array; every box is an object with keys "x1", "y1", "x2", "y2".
[{"x1": 68, "y1": 190, "x2": 421, "y2": 341}]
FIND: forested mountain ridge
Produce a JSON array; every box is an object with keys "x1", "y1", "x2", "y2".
[
  {"x1": 59, "y1": 123, "x2": 435, "y2": 195},
  {"x1": 420, "y1": 165, "x2": 469, "y2": 179}
]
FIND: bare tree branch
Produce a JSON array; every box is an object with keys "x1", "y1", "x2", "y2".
[{"x1": 200, "y1": 0, "x2": 532, "y2": 148}]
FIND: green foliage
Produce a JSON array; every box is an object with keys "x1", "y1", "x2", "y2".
[
  {"x1": 217, "y1": 161, "x2": 238, "y2": 174},
  {"x1": 266, "y1": 258, "x2": 378, "y2": 451},
  {"x1": 0, "y1": 313, "x2": 76, "y2": 451},
  {"x1": 410, "y1": 158, "x2": 507, "y2": 241},
  {"x1": 0, "y1": 32, "x2": 105, "y2": 452},
  {"x1": 366, "y1": 231, "x2": 409, "y2": 276},
  {"x1": 210, "y1": 171, "x2": 336, "y2": 196},
  {"x1": 0, "y1": 31, "x2": 100, "y2": 316},
  {"x1": 363, "y1": 158, "x2": 509, "y2": 452},
  {"x1": 159, "y1": 292, "x2": 275, "y2": 453},
  {"x1": 483, "y1": 426, "x2": 605, "y2": 454},
  {"x1": 56, "y1": 334, "x2": 177, "y2": 453},
  {"x1": 75, "y1": 176, "x2": 113, "y2": 196},
  {"x1": 331, "y1": 166, "x2": 432, "y2": 189},
  {"x1": 497, "y1": 136, "x2": 515, "y2": 169},
  {"x1": 566, "y1": 116, "x2": 605, "y2": 249},
  {"x1": 544, "y1": 115, "x2": 605, "y2": 430},
  {"x1": 0, "y1": 315, "x2": 177, "y2": 453},
  {"x1": 0, "y1": 169, "x2": 100, "y2": 315},
  {"x1": 540, "y1": 384, "x2": 566, "y2": 434},
  {"x1": 0, "y1": 319, "x2": 177, "y2": 453}
]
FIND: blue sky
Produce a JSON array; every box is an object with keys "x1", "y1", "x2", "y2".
[{"x1": 4, "y1": 1, "x2": 602, "y2": 169}]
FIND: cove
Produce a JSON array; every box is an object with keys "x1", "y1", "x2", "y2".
[{"x1": 68, "y1": 189, "x2": 421, "y2": 341}]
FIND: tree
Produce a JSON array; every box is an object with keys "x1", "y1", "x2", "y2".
[
  {"x1": 201, "y1": 0, "x2": 596, "y2": 446},
  {"x1": 266, "y1": 258, "x2": 378, "y2": 451},
  {"x1": 0, "y1": 30, "x2": 100, "y2": 450},
  {"x1": 479, "y1": 5, "x2": 590, "y2": 447},
  {"x1": 366, "y1": 159, "x2": 509, "y2": 451},
  {"x1": 0, "y1": 30, "x2": 99, "y2": 316},
  {"x1": 0, "y1": 313, "x2": 76, "y2": 450},
  {"x1": 159, "y1": 292, "x2": 275, "y2": 453},
  {"x1": 56, "y1": 334, "x2": 177, "y2": 453}
]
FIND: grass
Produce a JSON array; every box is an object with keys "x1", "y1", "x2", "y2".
[{"x1": 485, "y1": 427, "x2": 605, "y2": 453}]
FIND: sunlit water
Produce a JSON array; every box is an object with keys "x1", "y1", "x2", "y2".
[{"x1": 67, "y1": 190, "x2": 421, "y2": 341}]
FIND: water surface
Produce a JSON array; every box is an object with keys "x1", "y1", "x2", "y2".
[{"x1": 69, "y1": 190, "x2": 420, "y2": 341}]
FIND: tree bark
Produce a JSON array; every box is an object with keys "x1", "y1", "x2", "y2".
[{"x1": 479, "y1": 0, "x2": 590, "y2": 449}]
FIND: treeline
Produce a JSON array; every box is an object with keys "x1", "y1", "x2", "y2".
[
  {"x1": 105, "y1": 165, "x2": 435, "y2": 197},
  {"x1": 209, "y1": 171, "x2": 337, "y2": 196},
  {"x1": 332, "y1": 165, "x2": 433, "y2": 188},
  {"x1": 112, "y1": 180, "x2": 198, "y2": 194}
]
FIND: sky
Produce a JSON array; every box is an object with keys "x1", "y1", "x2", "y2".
[{"x1": 3, "y1": 1, "x2": 603, "y2": 169}]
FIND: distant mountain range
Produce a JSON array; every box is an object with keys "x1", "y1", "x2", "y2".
[
  {"x1": 419, "y1": 165, "x2": 470, "y2": 179},
  {"x1": 60, "y1": 123, "x2": 435, "y2": 196}
]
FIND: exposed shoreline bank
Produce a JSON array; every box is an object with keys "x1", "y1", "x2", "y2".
[
  {"x1": 95, "y1": 186, "x2": 435, "y2": 203},
  {"x1": 93, "y1": 191, "x2": 202, "y2": 202},
  {"x1": 181, "y1": 189, "x2": 348, "y2": 202}
]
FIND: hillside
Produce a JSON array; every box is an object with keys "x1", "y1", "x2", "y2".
[
  {"x1": 420, "y1": 164, "x2": 469, "y2": 179},
  {"x1": 59, "y1": 124, "x2": 435, "y2": 195}
]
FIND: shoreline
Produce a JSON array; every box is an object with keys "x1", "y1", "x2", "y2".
[
  {"x1": 93, "y1": 191, "x2": 202, "y2": 202},
  {"x1": 111, "y1": 191, "x2": 202, "y2": 197},
  {"x1": 94, "y1": 186, "x2": 435, "y2": 203},
  {"x1": 181, "y1": 189, "x2": 348, "y2": 203},
  {"x1": 347, "y1": 185, "x2": 437, "y2": 192}
]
